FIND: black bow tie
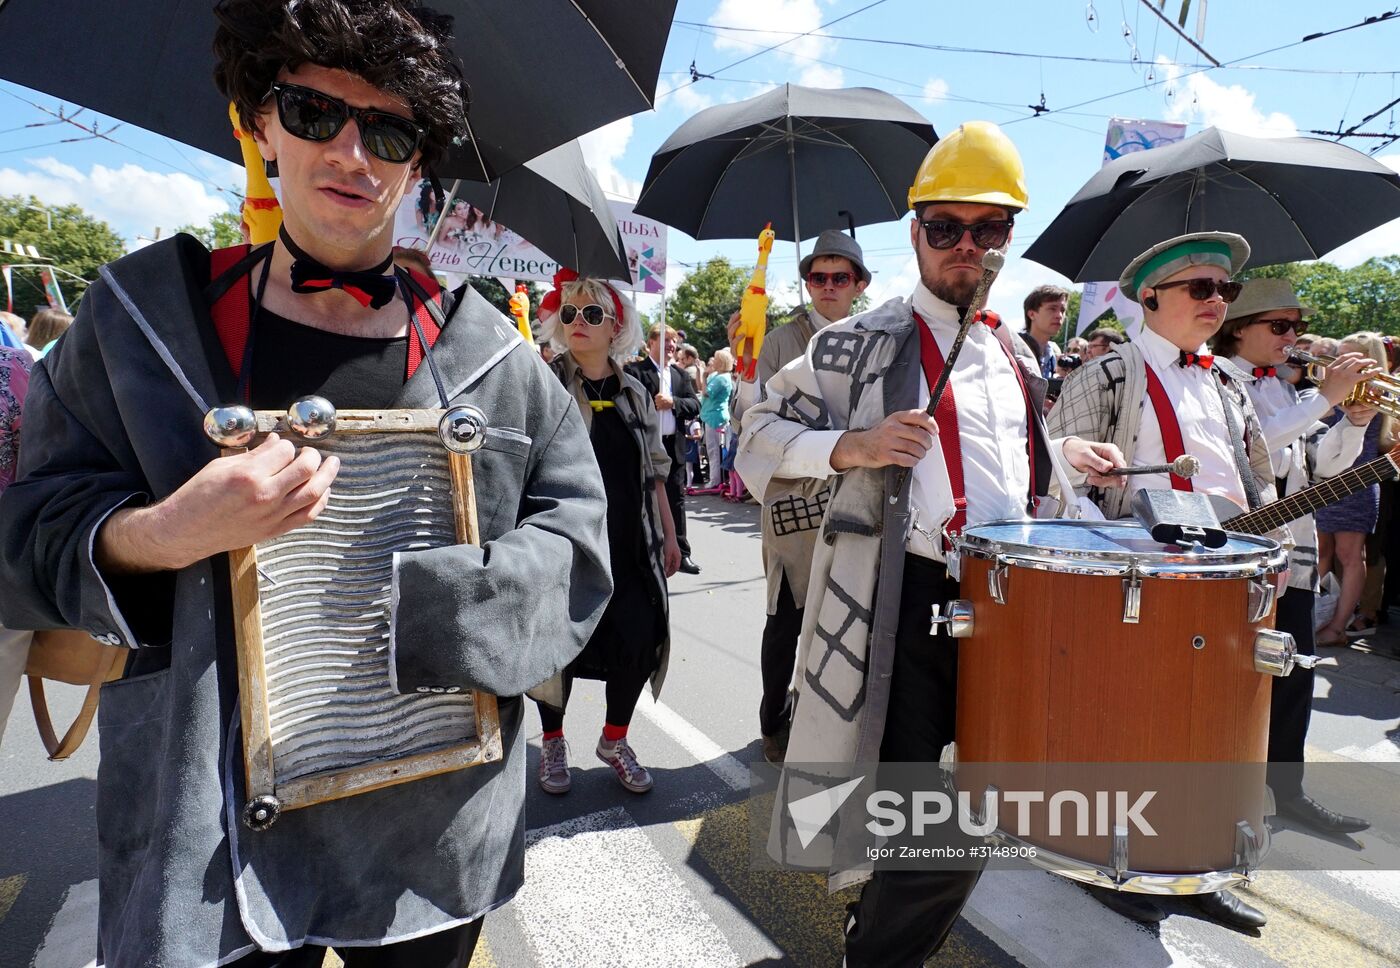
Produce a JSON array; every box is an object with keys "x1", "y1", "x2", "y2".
[{"x1": 281, "y1": 227, "x2": 398, "y2": 310}]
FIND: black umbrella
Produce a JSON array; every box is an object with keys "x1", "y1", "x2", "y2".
[
  {"x1": 635, "y1": 84, "x2": 936, "y2": 247},
  {"x1": 1025, "y1": 126, "x2": 1400, "y2": 281},
  {"x1": 0, "y1": 0, "x2": 676, "y2": 183},
  {"x1": 446, "y1": 140, "x2": 628, "y2": 279}
]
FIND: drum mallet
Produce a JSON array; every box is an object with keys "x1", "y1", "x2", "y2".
[
  {"x1": 890, "y1": 249, "x2": 1006, "y2": 505},
  {"x1": 1106, "y1": 455, "x2": 1201, "y2": 479}
]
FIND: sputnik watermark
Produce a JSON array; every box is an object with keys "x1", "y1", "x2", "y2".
[{"x1": 865, "y1": 788, "x2": 1158, "y2": 839}]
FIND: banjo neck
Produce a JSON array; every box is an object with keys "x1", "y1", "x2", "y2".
[{"x1": 1224, "y1": 443, "x2": 1400, "y2": 536}]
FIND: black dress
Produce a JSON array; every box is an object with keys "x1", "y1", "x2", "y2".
[{"x1": 569, "y1": 373, "x2": 666, "y2": 680}]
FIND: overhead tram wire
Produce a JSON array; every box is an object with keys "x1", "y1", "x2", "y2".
[
  {"x1": 656, "y1": 0, "x2": 893, "y2": 104},
  {"x1": 1002, "y1": 8, "x2": 1400, "y2": 127},
  {"x1": 0, "y1": 83, "x2": 244, "y2": 203},
  {"x1": 677, "y1": 21, "x2": 1400, "y2": 76}
]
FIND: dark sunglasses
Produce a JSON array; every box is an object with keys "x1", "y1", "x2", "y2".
[
  {"x1": 806, "y1": 271, "x2": 854, "y2": 288},
  {"x1": 1150, "y1": 277, "x2": 1243, "y2": 303},
  {"x1": 267, "y1": 82, "x2": 425, "y2": 164},
  {"x1": 1248, "y1": 316, "x2": 1308, "y2": 337},
  {"x1": 918, "y1": 217, "x2": 1014, "y2": 250},
  {"x1": 560, "y1": 303, "x2": 614, "y2": 326}
]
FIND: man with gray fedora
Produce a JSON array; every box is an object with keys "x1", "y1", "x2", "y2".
[
  {"x1": 729, "y1": 227, "x2": 870, "y2": 761},
  {"x1": 1213, "y1": 277, "x2": 1376, "y2": 837}
]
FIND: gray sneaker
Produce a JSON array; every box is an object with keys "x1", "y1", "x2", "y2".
[
  {"x1": 596, "y1": 736, "x2": 653, "y2": 793},
  {"x1": 538, "y1": 736, "x2": 571, "y2": 794}
]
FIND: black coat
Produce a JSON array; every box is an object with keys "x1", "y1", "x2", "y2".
[{"x1": 625, "y1": 356, "x2": 700, "y2": 466}]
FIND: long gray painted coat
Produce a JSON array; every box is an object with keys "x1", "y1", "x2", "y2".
[
  {"x1": 736, "y1": 296, "x2": 1053, "y2": 889},
  {"x1": 0, "y1": 236, "x2": 612, "y2": 967}
]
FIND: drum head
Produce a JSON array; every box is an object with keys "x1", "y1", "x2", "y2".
[{"x1": 956, "y1": 519, "x2": 1285, "y2": 578}]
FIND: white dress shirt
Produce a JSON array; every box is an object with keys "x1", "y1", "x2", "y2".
[
  {"x1": 649, "y1": 354, "x2": 676, "y2": 436},
  {"x1": 903, "y1": 285, "x2": 1033, "y2": 559},
  {"x1": 1131, "y1": 325, "x2": 1247, "y2": 510},
  {"x1": 1229, "y1": 354, "x2": 1331, "y2": 470}
]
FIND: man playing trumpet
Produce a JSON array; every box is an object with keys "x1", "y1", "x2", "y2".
[{"x1": 1211, "y1": 278, "x2": 1376, "y2": 837}]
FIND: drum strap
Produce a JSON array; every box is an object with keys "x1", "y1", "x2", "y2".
[
  {"x1": 1142, "y1": 364, "x2": 1194, "y2": 491},
  {"x1": 206, "y1": 244, "x2": 445, "y2": 389},
  {"x1": 914, "y1": 312, "x2": 1037, "y2": 541}
]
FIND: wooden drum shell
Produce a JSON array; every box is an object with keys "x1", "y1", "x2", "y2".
[{"x1": 954, "y1": 525, "x2": 1280, "y2": 880}]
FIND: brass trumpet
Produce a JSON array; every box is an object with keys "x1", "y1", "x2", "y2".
[{"x1": 1289, "y1": 349, "x2": 1400, "y2": 418}]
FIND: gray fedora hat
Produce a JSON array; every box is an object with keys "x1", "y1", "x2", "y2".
[
  {"x1": 1224, "y1": 277, "x2": 1315, "y2": 322},
  {"x1": 799, "y1": 229, "x2": 871, "y2": 283}
]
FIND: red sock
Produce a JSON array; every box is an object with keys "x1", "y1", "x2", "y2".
[
  {"x1": 542, "y1": 728, "x2": 564, "y2": 741},
  {"x1": 602, "y1": 722, "x2": 628, "y2": 743}
]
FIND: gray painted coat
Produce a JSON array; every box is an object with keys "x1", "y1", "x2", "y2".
[
  {"x1": 0, "y1": 235, "x2": 612, "y2": 967},
  {"x1": 736, "y1": 296, "x2": 1054, "y2": 889}
]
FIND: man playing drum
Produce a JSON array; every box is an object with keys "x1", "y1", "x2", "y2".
[
  {"x1": 1049, "y1": 232, "x2": 1282, "y2": 930},
  {"x1": 737, "y1": 121, "x2": 1125, "y2": 967},
  {"x1": 1210, "y1": 278, "x2": 1375, "y2": 837},
  {"x1": 0, "y1": 3, "x2": 611, "y2": 965}
]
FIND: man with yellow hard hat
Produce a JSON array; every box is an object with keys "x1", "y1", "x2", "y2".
[{"x1": 738, "y1": 121, "x2": 1124, "y2": 966}]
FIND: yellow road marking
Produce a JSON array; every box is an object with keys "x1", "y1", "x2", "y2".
[
  {"x1": 0, "y1": 873, "x2": 26, "y2": 922},
  {"x1": 1235, "y1": 869, "x2": 1400, "y2": 968},
  {"x1": 675, "y1": 798, "x2": 1016, "y2": 968},
  {"x1": 321, "y1": 933, "x2": 493, "y2": 967}
]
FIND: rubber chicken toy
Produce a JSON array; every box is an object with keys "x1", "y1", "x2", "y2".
[
  {"x1": 735, "y1": 222, "x2": 775, "y2": 381},
  {"x1": 509, "y1": 284, "x2": 535, "y2": 345},
  {"x1": 229, "y1": 102, "x2": 282, "y2": 244}
]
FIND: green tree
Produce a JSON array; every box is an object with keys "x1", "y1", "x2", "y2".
[
  {"x1": 176, "y1": 210, "x2": 243, "y2": 250},
  {"x1": 1241, "y1": 259, "x2": 1400, "y2": 339},
  {"x1": 469, "y1": 277, "x2": 546, "y2": 325},
  {"x1": 0, "y1": 194, "x2": 126, "y2": 318},
  {"x1": 666, "y1": 257, "x2": 750, "y2": 358}
]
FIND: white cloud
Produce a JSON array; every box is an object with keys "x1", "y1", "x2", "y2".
[
  {"x1": 655, "y1": 77, "x2": 715, "y2": 115},
  {"x1": 0, "y1": 158, "x2": 231, "y2": 244},
  {"x1": 709, "y1": 0, "x2": 845, "y2": 90},
  {"x1": 579, "y1": 115, "x2": 641, "y2": 200},
  {"x1": 709, "y1": 0, "x2": 834, "y2": 63},
  {"x1": 799, "y1": 64, "x2": 844, "y2": 89},
  {"x1": 986, "y1": 254, "x2": 1074, "y2": 330},
  {"x1": 1319, "y1": 154, "x2": 1400, "y2": 267},
  {"x1": 1161, "y1": 58, "x2": 1297, "y2": 137},
  {"x1": 922, "y1": 78, "x2": 950, "y2": 103}
]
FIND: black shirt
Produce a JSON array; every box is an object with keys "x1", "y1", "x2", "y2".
[{"x1": 248, "y1": 307, "x2": 408, "y2": 411}]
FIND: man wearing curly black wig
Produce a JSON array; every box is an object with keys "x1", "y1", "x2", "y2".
[{"x1": 0, "y1": 3, "x2": 612, "y2": 966}]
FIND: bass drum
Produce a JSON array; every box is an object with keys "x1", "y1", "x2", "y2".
[{"x1": 952, "y1": 518, "x2": 1292, "y2": 895}]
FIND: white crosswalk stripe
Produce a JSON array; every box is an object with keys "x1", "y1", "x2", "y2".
[
  {"x1": 517, "y1": 806, "x2": 742, "y2": 968},
  {"x1": 31, "y1": 878, "x2": 97, "y2": 968}
]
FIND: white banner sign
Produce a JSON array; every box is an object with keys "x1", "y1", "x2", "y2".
[
  {"x1": 394, "y1": 183, "x2": 666, "y2": 294},
  {"x1": 1079, "y1": 118, "x2": 1189, "y2": 338}
]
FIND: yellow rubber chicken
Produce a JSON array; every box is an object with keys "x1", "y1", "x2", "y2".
[
  {"x1": 229, "y1": 102, "x2": 282, "y2": 244},
  {"x1": 509, "y1": 284, "x2": 536, "y2": 345},
  {"x1": 735, "y1": 222, "x2": 775, "y2": 381}
]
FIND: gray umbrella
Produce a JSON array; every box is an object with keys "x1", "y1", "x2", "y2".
[
  {"x1": 445, "y1": 140, "x2": 627, "y2": 280},
  {"x1": 1025, "y1": 126, "x2": 1400, "y2": 281},
  {"x1": 634, "y1": 84, "x2": 936, "y2": 250},
  {"x1": 0, "y1": 0, "x2": 676, "y2": 183}
]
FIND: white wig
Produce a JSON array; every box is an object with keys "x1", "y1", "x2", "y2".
[{"x1": 536, "y1": 277, "x2": 642, "y2": 360}]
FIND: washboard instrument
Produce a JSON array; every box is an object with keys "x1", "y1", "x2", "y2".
[{"x1": 207, "y1": 400, "x2": 502, "y2": 831}]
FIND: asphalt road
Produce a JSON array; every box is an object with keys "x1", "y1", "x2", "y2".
[{"x1": 2, "y1": 496, "x2": 1399, "y2": 968}]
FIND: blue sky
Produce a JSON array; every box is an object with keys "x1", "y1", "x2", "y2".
[{"x1": 0, "y1": 1, "x2": 1397, "y2": 324}]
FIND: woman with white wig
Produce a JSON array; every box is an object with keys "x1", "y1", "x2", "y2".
[{"x1": 531, "y1": 269, "x2": 681, "y2": 795}]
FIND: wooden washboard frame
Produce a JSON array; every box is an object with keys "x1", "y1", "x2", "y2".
[{"x1": 225, "y1": 409, "x2": 501, "y2": 826}]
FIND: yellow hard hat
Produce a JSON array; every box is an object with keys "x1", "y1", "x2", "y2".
[{"x1": 907, "y1": 121, "x2": 1029, "y2": 212}]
